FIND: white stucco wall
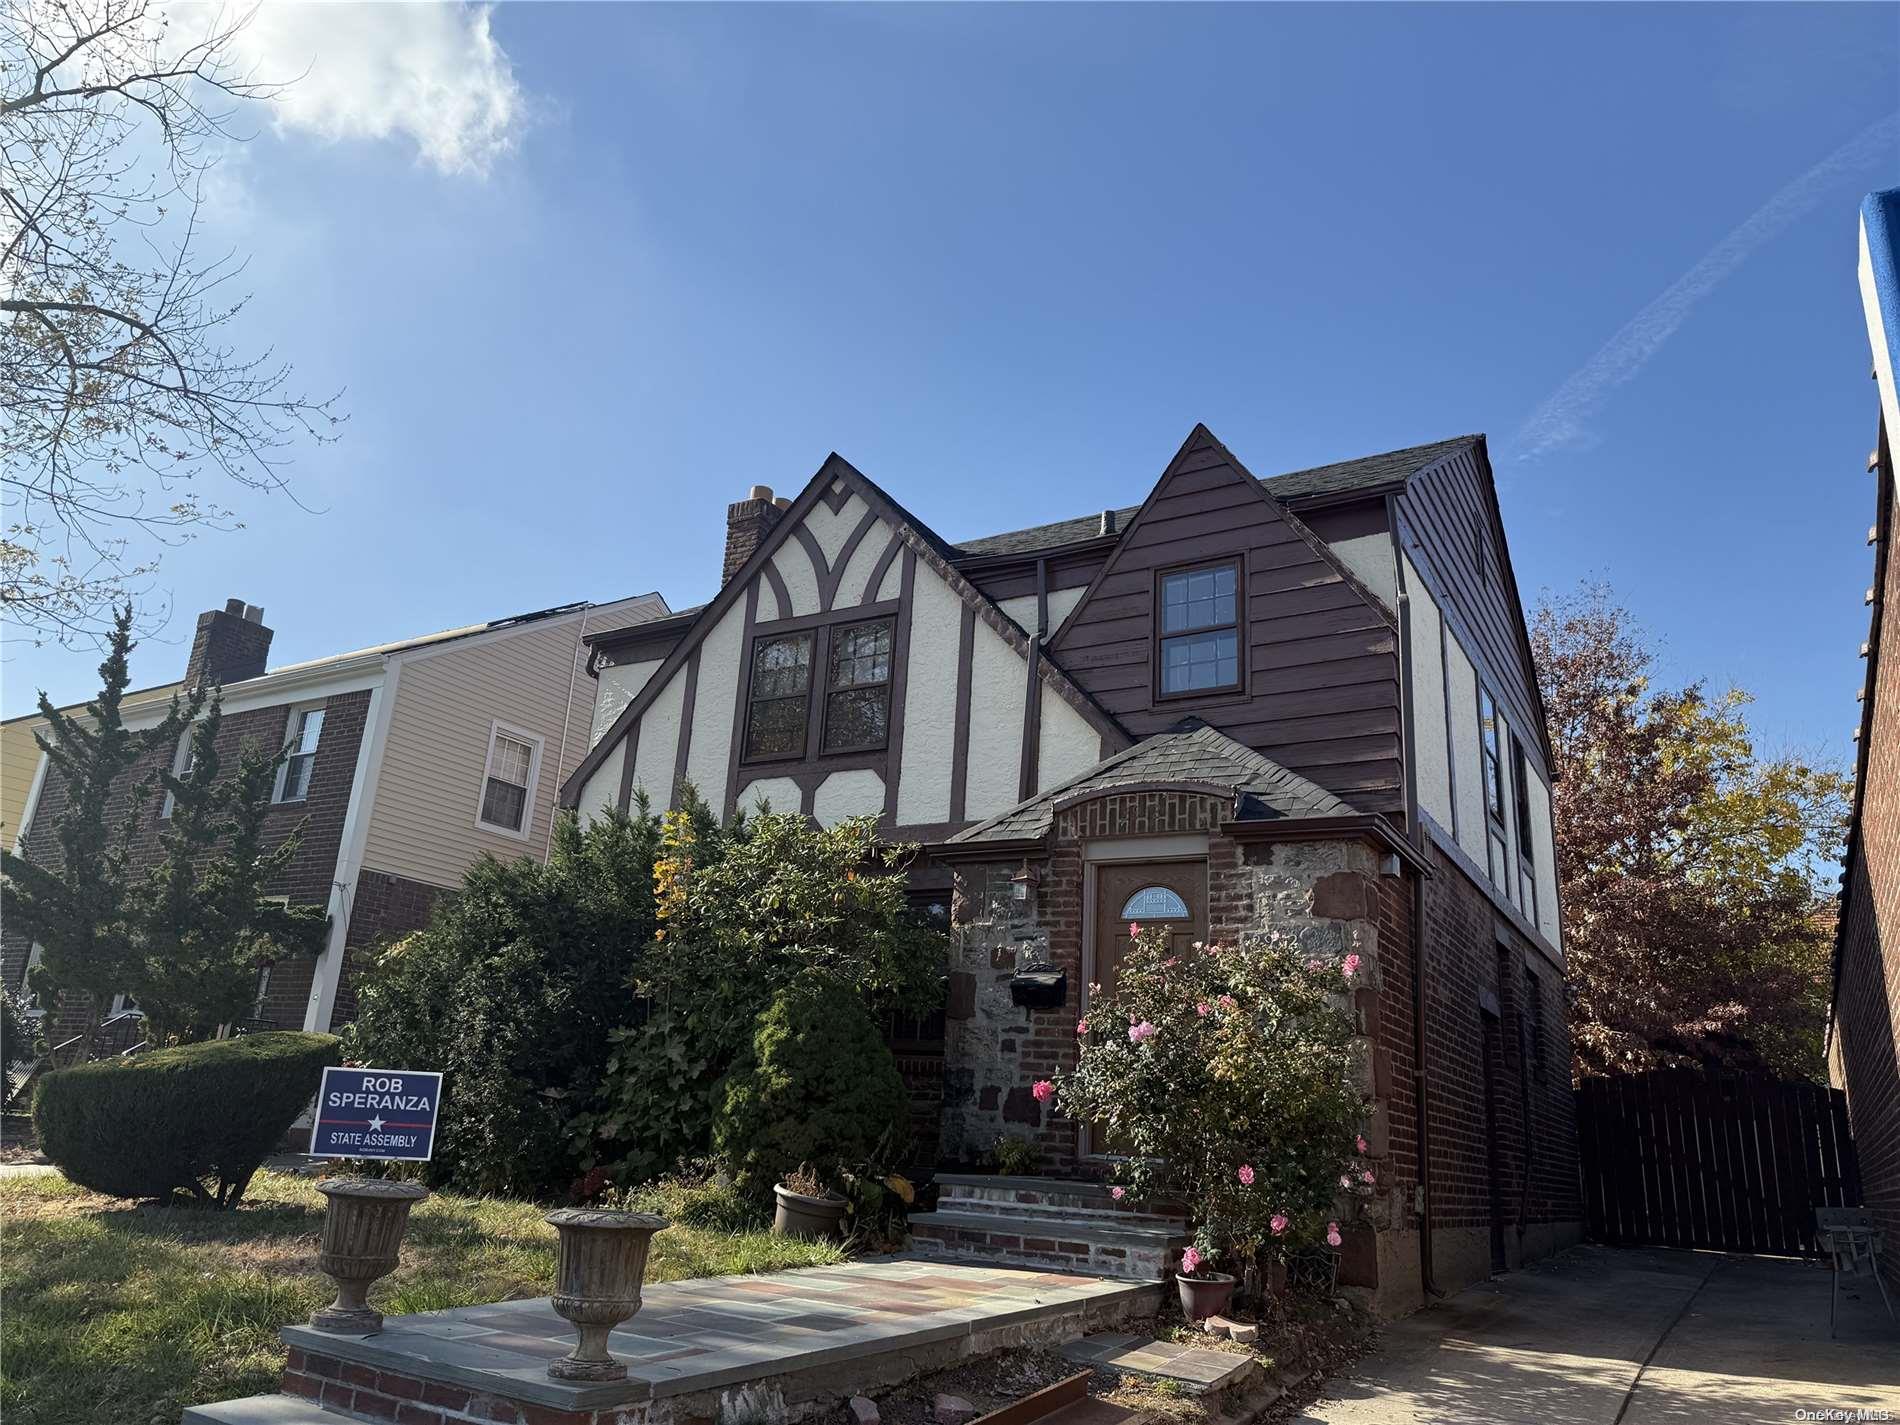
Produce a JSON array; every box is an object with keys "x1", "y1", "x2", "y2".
[
  {"x1": 965, "y1": 620, "x2": 1027, "y2": 820},
  {"x1": 834, "y1": 517, "x2": 894, "y2": 608},
  {"x1": 806, "y1": 491, "x2": 866, "y2": 566},
  {"x1": 1444, "y1": 634, "x2": 1486, "y2": 865},
  {"x1": 684, "y1": 604, "x2": 744, "y2": 812},
  {"x1": 995, "y1": 587, "x2": 1088, "y2": 638},
  {"x1": 591, "y1": 659, "x2": 661, "y2": 745},
  {"x1": 1403, "y1": 557, "x2": 1454, "y2": 832},
  {"x1": 815, "y1": 768, "x2": 885, "y2": 825},
  {"x1": 736, "y1": 776, "x2": 801, "y2": 816},
  {"x1": 877, "y1": 553, "x2": 903, "y2": 603},
  {"x1": 771, "y1": 542, "x2": 820, "y2": 617},
  {"x1": 1327, "y1": 532, "x2": 1396, "y2": 609},
  {"x1": 998, "y1": 594, "x2": 1037, "y2": 633},
  {"x1": 576, "y1": 760, "x2": 618, "y2": 825},
  {"x1": 1038, "y1": 685, "x2": 1101, "y2": 792},
  {"x1": 1046, "y1": 586, "x2": 1086, "y2": 632},
  {"x1": 629, "y1": 671, "x2": 684, "y2": 810},
  {"x1": 1526, "y1": 767, "x2": 1561, "y2": 951},
  {"x1": 897, "y1": 571, "x2": 962, "y2": 824}
]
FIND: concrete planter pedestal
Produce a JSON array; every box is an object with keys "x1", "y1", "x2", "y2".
[
  {"x1": 544, "y1": 1208, "x2": 669, "y2": 1381},
  {"x1": 312, "y1": 1178, "x2": 429, "y2": 1334}
]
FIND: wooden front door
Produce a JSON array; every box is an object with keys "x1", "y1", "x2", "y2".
[{"x1": 1085, "y1": 859, "x2": 1207, "y2": 1156}]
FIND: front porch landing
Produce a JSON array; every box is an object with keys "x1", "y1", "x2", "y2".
[{"x1": 198, "y1": 1259, "x2": 1164, "y2": 1425}]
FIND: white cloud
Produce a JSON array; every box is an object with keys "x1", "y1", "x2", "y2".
[
  {"x1": 1515, "y1": 111, "x2": 1900, "y2": 462},
  {"x1": 218, "y1": 1, "x2": 525, "y2": 177}
]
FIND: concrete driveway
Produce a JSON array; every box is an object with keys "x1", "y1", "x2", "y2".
[{"x1": 1295, "y1": 1245, "x2": 1899, "y2": 1424}]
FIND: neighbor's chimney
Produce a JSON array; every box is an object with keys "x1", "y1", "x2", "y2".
[
  {"x1": 723, "y1": 484, "x2": 784, "y2": 584},
  {"x1": 184, "y1": 596, "x2": 274, "y2": 688}
]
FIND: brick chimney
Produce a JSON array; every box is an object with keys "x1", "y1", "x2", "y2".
[
  {"x1": 185, "y1": 598, "x2": 273, "y2": 689},
  {"x1": 723, "y1": 484, "x2": 784, "y2": 584}
]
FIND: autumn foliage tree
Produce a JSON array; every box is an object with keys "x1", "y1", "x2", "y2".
[{"x1": 1532, "y1": 584, "x2": 1848, "y2": 1082}]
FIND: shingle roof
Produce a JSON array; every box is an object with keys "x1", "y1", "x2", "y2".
[
  {"x1": 946, "y1": 724, "x2": 1355, "y2": 844},
  {"x1": 952, "y1": 435, "x2": 1477, "y2": 559}
]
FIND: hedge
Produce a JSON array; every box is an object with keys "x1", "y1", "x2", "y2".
[{"x1": 33, "y1": 1031, "x2": 340, "y2": 1207}]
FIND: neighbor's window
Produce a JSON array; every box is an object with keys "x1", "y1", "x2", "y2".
[
  {"x1": 1511, "y1": 733, "x2": 1537, "y2": 921},
  {"x1": 1158, "y1": 562, "x2": 1240, "y2": 695},
  {"x1": 1480, "y1": 686, "x2": 1509, "y2": 885},
  {"x1": 744, "y1": 630, "x2": 815, "y2": 759},
  {"x1": 478, "y1": 724, "x2": 540, "y2": 837},
  {"x1": 159, "y1": 730, "x2": 195, "y2": 820},
  {"x1": 821, "y1": 617, "x2": 894, "y2": 753},
  {"x1": 274, "y1": 707, "x2": 325, "y2": 803}
]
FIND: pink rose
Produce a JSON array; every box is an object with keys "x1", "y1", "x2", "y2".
[
  {"x1": 1129, "y1": 921, "x2": 1141, "y2": 937},
  {"x1": 1306, "y1": 957, "x2": 1325, "y2": 972},
  {"x1": 1110, "y1": 1185, "x2": 1126, "y2": 1200},
  {"x1": 1355, "y1": 1134, "x2": 1369, "y2": 1154},
  {"x1": 1326, "y1": 1222, "x2": 1342, "y2": 1248},
  {"x1": 1180, "y1": 1246, "x2": 1203, "y2": 1277},
  {"x1": 1076, "y1": 1019, "x2": 1090, "y2": 1036},
  {"x1": 1196, "y1": 1001, "x2": 1211, "y2": 1016},
  {"x1": 1269, "y1": 1212, "x2": 1289, "y2": 1236},
  {"x1": 1342, "y1": 953, "x2": 1361, "y2": 979},
  {"x1": 1128, "y1": 1020, "x2": 1157, "y2": 1044},
  {"x1": 1360, "y1": 1168, "x2": 1375, "y2": 1185},
  {"x1": 1237, "y1": 1164, "x2": 1255, "y2": 1186},
  {"x1": 1163, "y1": 956, "x2": 1179, "y2": 968},
  {"x1": 1219, "y1": 994, "x2": 1237, "y2": 1010},
  {"x1": 1031, "y1": 1079, "x2": 1055, "y2": 1104}
]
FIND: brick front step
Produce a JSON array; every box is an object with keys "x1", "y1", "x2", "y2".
[
  {"x1": 182, "y1": 1395, "x2": 361, "y2": 1425},
  {"x1": 908, "y1": 1210, "x2": 1189, "y2": 1282}
]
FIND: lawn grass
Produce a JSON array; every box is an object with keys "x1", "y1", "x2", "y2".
[{"x1": 0, "y1": 1170, "x2": 846, "y2": 1425}]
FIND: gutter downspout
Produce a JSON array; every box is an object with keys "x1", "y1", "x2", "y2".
[
  {"x1": 1389, "y1": 497, "x2": 1443, "y2": 1301},
  {"x1": 547, "y1": 603, "x2": 593, "y2": 863}
]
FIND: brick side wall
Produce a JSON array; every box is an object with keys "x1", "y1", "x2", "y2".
[
  {"x1": 3, "y1": 691, "x2": 370, "y2": 1038},
  {"x1": 1835, "y1": 456, "x2": 1900, "y2": 1289}
]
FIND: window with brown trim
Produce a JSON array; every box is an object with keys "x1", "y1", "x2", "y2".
[
  {"x1": 821, "y1": 617, "x2": 894, "y2": 753},
  {"x1": 1158, "y1": 562, "x2": 1240, "y2": 695},
  {"x1": 743, "y1": 630, "x2": 815, "y2": 760},
  {"x1": 1480, "y1": 684, "x2": 1509, "y2": 885}
]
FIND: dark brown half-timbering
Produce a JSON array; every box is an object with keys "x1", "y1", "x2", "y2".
[{"x1": 1049, "y1": 425, "x2": 1404, "y2": 815}]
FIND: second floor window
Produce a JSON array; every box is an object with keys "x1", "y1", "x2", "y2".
[
  {"x1": 1480, "y1": 685, "x2": 1509, "y2": 886},
  {"x1": 744, "y1": 617, "x2": 897, "y2": 762},
  {"x1": 160, "y1": 731, "x2": 195, "y2": 820},
  {"x1": 822, "y1": 618, "x2": 893, "y2": 753},
  {"x1": 1158, "y1": 562, "x2": 1240, "y2": 695},
  {"x1": 275, "y1": 707, "x2": 325, "y2": 803},
  {"x1": 744, "y1": 631, "x2": 815, "y2": 760},
  {"x1": 478, "y1": 724, "x2": 540, "y2": 837}
]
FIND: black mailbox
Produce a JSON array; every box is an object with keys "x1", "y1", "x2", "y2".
[{"x1": 1009, "y1": 968, "x2": 1067, "y2": 1011}]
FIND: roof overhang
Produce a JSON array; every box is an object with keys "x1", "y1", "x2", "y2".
[{"x1": 1220, "y1": 812, "x2": 1433, "y2": 876}]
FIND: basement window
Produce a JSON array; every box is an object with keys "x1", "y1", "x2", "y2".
[
  {"x1": 1158, "y1": 562, "x2": 1240, "y2": 695},
  {"x1": 478, "y1": 723, "x2": 541, "y2": 839}
]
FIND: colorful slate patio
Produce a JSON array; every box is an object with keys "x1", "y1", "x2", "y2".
[{"x1": 207, "y1": 1259, "x2": 1164, "y2": 1425}]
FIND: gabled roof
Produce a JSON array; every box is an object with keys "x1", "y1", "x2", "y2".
[
  {"x1": 946, "y1": 724, "x2": 1354, "y2": 845},
  {"x1": 559, "y1": 452, "x2": 1133, "y2": 807},
  {"x1": 953, "y1": 435, "x2": 1478, "y2": 559}
]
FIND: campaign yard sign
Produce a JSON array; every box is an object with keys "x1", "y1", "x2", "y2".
[{"x1": 310, "y1": 1067, "x2": 443, "y2": 1162}]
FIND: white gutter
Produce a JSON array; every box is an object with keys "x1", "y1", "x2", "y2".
[{"x1": 13, "y1": 749, "x2": 48, "y2": 853}]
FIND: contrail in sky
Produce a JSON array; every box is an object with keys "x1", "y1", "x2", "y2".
[{"x1": 1515, "y1": 111, "x2": 1900, "y2": 462}]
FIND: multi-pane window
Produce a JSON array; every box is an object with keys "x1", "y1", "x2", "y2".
[
  {"x1": 822, "y1": 618, "x2": 893, "y2": 753},
  {"x1": 478, "y1": 725, "x2": 539, "y2": 836},
  {"x1": 1511, "y1": 733, "x2": 1537, "y2": 921},
  {"x1": 1158, "y1": 563, "x2": 1240, "y2": 695},
  {"x1": 1480, "y1": 686, "x2": 1508, "y2": 885},
  {"x1": 160, "y1": 731, "x2": 195, "y2": 819},
  {"x1": 275, "y1": 707, "x2": 325, "y2": 803},
  {"x1": 744, "y1": 631, "x2": 815, "y2": 759}
]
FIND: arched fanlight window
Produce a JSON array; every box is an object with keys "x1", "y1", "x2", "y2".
[{"x1": 1120, "y1": 886, "x2": 1190, "y2": 920}]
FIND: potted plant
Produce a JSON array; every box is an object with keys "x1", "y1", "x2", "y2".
[
  {"x1": 1050, "y1": 926, "x2": 1374, "y2": 1312},
  {"x1": 773, "y1": 1163, "x2": 848, "y2": 1240}
]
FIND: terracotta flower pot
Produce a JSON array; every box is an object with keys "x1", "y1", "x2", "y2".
[
  {"x1": 312, "y1": 1178, "x2": 429, "y2": 1334},
  {"x1": 544, "y1": 1208, "x2": 669, "y2": 1381},
  {"x1": 1176, "y1": 1270, "x2": 1238, "y2": 1322},
  {"x1": 773, "y1": 1183, "x2": 848, "y2": 1240}
]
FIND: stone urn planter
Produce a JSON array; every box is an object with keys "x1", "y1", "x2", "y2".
[
  {"x1": 544, "y1": 1208, "x2": 669, "y2": 1381},
  {"x1": 772, "y1": 1182, "x2": 848, "y2": 1240},
  {"x1": 1176, "y1": 1270, "x2": 1238, "y2": 1322},
  {"x1": 312, "y1": 1178, "x2": 429, "y2": 1334}
]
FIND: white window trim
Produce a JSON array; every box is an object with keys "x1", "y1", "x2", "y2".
[
  {"x1": 476, "y1": 719, "x2": 543, "y2": 841},
  {"x1": 159, "y1": 729, "x2": 193, "y2": 820},
  {"x1": 272, "y1": 701, "x2": 328, "y2": 804}
]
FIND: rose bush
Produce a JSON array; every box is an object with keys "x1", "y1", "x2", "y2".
[{"x1": 1055, "y1": 925, "x2": 1372, "y2": 1275}]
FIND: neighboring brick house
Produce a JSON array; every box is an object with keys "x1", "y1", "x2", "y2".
[
  {"x1": 5, "y1": 589, "x2": 670, "y2": 1043},
  {"x1": 1832, "y1": 186, "x2": 1900, "y2": 1289},
  {"x1": 562, "y1": 423, "x2": 1578, "y2": 1313}
]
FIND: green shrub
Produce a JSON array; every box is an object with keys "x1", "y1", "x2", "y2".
[
  {"x1": 346, "y1": 809, "x2": 661, "y2": 1198},
  {"x1": 618, "y1": 1166, "x2": 763, "y2": 1231},
  {"x1": 32, "y1": 1031, "x2": 339, "y2": 1207},
  {"x1": 712, "y1": 980, "x2": 909, "y2": 1199}
]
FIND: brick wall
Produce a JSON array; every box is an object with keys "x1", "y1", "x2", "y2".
[
  {"x1": 1834, "y1": 453, "x2": 1900, "y2": 1289},
  {"x1": 3, "y1": 690, "x2": 370, "y2": 1039}
]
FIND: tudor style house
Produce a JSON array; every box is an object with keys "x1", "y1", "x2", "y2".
[
  {"x1": 6, "y1": 588, "x2": 669, "y2": 1050},
  {"x1": 562, "y1": 424, "x2": 1578, "y2": 1313}
]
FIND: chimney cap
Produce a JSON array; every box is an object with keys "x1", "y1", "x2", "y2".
[
  {"x1": 773, "y1": 496, "x2": 791, "y2": 510},
  {"x1": 243, "y1": 604, "x2": 264, "y2": 624},
  {"x1": 223, "y1": 597, "x2": 246, "y2": 615},
  {"x1": 748, "y1": 484, "x2": 774, "y2": 502}
]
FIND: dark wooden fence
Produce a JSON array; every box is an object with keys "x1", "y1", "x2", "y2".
[{"x1": 1575, "y1": 1069, "x2": 1861, "y2": 1255}]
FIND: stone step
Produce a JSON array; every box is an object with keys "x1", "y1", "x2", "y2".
[
  {"x1": 1058, "y1": 1333, "x2": 1260, "y2": 1394},
  {"x1": 182, "y1": 1395, "x2": 360, "y2": 1425},
  {"x1": 935, "y1": 1174, "x2": 1187, "y2": 1225},
  {"x1": 933, "y1": 1195, "x2": 1187, "y2": 1232},
  {"x1": 909, "y1": 1209, "x2": 1189, "y2": 1282}
]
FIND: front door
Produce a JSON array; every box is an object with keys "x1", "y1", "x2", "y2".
[{"x1": 1085, "y1": 859, "x2": 1207, "y2": 1155}]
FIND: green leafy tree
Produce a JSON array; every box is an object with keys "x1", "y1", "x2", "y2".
[
  {"x1": 1532, "y1": 584, "x2": 1850, "y2": 1081},
  {"x1": 1, "y1": 606, "x2": 195, "y2": 1056},
  {"x1": 127, "y1": 697, "x2": 328, "y2": 1042}
]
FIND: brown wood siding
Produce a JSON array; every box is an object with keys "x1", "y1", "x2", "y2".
[
  {"x1": 1396, "y1": 445, "x2": 1550, "y2": 782},
  {"x1": 1048, "y1": 430, "x2": 1403, "y2": 814}
]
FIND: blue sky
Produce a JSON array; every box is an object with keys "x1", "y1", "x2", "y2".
[{"x1": 6, "y1": 2, "x2": 1898, "y2": 781}]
